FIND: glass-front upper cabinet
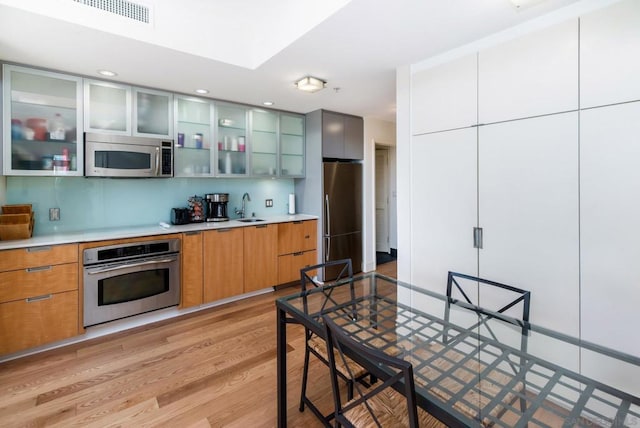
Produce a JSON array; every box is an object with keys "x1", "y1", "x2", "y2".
[
  {"x1": 85, "y1": 82, "x2": 172, "y2": 139},
  {"x1": 280, "y1": 113, "x2": 305, "y2": 177},
  {"x1": 174, "y1": 96, "x2": 213, "y2": 177},
  {"x1": 133, "y1": 87, "x2": 173, "y2": 138},
  {"x1": 250, "y1": 109, "x2": 278, "y2": 176},
  {"x1": 2, "y1": 65, "x2": 83, "y2": 176},
  {"x1": 84, "y1": 79, "x2": 132, "y2": 135},
  {"x1": 216, "y1": 103, "x2": 248, "y2": 175}
]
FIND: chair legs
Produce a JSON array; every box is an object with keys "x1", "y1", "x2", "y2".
[{"x1": 299, "y1": 343, "x2": 356, "y2": 422}]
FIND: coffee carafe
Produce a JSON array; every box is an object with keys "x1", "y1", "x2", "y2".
[{"x1": 205, "y1": 193, "x2": 229, "y2": 222}]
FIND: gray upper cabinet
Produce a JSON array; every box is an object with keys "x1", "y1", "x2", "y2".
[{"x1": 320, "y1": 110, "x2": 363, "y2": 160}]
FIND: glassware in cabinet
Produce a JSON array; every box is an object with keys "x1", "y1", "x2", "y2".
[
  {"x1": 174, "y1": 96, "x2": 213, "y2": 176},
  {"x1": 216, "y1": 104, "x2": 248, "y2": 175},
  {"x1": 2, "y1": 65, "x2": 83, "y2": 176},
  {"x1": 250, "y1": 109, "x2": 278, "y2": 176},
  {"x1": 279, "y1": 113, "x2": 305, "y2": 177}
]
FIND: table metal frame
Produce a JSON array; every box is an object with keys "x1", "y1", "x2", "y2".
[{"x1": 276, "y1": 273, "x2": 640, "y2": 428}]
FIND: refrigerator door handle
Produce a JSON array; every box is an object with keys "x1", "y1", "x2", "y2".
[
  {"x1": 324, "y1": 194, "x2": 331, "y2": 238},
  {"x1": 324, "y1": 236, "x2": 331, "y2": 262}
]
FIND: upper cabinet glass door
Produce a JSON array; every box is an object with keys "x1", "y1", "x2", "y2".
[
  {"x1": 174, "y1": 96, "x2": 213, "y2": 176},
  {"x1": 84, "y1": 79, "x2": 131, "y2": 135},
  {"x1": 280, "y1": 113, "x2": 305, "y2": 177},
  {"x1": 250, "y1": 109, "x2": 278, "y2": 176},
  {"x1": 133, "y1": 87, "x2": 173, "y2": 138},
  {"x1": 2, "y1": 65, "x2": 83, "y2": 176},
  {"x1": 216, "y1": 104, "x2": 248, "y2": 175}
]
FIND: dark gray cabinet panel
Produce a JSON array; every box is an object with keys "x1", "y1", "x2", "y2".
[
  {"x1": 320, "y1": 110, "x2": 363, "y2": 160},
  {"x1": 344, "y1": 115, "x2": 364, "y2": 160},
  {"x1": 322, "y1": 111, "x2": 345, "y2": 158}
]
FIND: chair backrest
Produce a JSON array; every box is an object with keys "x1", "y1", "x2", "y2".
[
  {"x1": 300, "y1": 258, "x2": 353, "y2": 294},
  {"x1": 446, "y1": 271, "x2": 531, "y2": 322},
  {"x1": 323, "y1": 314, "x2": 421, "y2": 428}
]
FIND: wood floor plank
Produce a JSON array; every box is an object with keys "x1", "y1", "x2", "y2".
[{"x1": 0, "y1": 264, "x2": 399, "y2": 428}]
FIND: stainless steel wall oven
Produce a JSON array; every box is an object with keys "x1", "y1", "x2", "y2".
[{"x1": 83, "y1": 239, "x2": 180, "y2": 327}]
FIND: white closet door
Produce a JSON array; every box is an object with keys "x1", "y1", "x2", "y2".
[
  {"x1": 411, "y1": 54, "x2": 477, "y2": 135},
  {"x1": 581, "y1": 101, "x2": 640, "y2": 358},
  {"x1": 410, "y1": 129, "x2": 477, "y2": 297},
  {"x1": 478, "y1": 19, "x2": 578, "y2": 124},
  {"x1": 580, "y1": 0, "x2": 640, "y2": 109},
  {"x1": 478, "y1": 112, "x2": 579, "y2": 337}
]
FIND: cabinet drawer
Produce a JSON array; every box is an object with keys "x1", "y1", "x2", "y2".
[
  {"x1": 278, "y1": 250, "x2": 317, "y2": 285},
  {"x1": 0, "y1": 263, "x2": 78, "y2": 303},
  {"x1": 0, "y1": 244, "x2": 78, "y2": 272},
  {"x1": 278, "y1": 220, "x2": 317, "y2": 255},
  {"x1": 0, "y1": 290, "x2": 79, "y2": 355}
]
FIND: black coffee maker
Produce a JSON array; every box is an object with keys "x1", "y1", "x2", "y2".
[{"x1": 205, "y1": 193, "x2": 229, "y2": 222}]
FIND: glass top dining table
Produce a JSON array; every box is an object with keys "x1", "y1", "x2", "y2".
[{"x1": 275, "y1": 272, "x2": 640, "y2": 428}]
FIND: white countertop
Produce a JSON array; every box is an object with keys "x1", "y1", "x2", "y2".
[{"x1": 0, "y1": 214, "x2": 318, "y2": 250}]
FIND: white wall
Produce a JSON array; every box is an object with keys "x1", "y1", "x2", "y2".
[
  {"x1": 398, "y1": 0, "x2": 640, "y2": 356},
  {"x1": 363, "y1": 117, "x2": 396, "y2": 272},
  {"x1": 396, "y1": 65, "x2": 411, "y2": 283}
]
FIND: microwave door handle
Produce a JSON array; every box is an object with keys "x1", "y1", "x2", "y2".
[
  {"x1": 87, "y1": 257, "x2": 176, "y2": 275},
  {"x1": 155, "y1": 147, "x2": 160, "y2": 176}
]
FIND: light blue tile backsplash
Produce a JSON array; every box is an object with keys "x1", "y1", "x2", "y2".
[{"x1": 6, "y1": 176, "x2": 295, "y2": 236}]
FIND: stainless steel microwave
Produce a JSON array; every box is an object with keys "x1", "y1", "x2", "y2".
[{"x1": 84, "y1": 133, "x2": 173, "y2": 178}]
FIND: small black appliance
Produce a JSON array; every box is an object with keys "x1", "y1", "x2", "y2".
[
  {"x1": 170, "y1": 207, "x2": 191, "y2": 225},
  {"x1": 205, "y1": 193, "x2": 229, "y2": 222}
]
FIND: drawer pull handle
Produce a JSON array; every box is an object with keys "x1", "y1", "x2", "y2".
[
  {"x1": 26, "y1": 294, "x2": 52, "y2": 303},
  {"x1": 26, "y1": 266, "x2": 52, "y2": 273},
  {"x1": 293, "y1": 252, "x2": 304, "y2": 256},
  {"x1": 217, "y1": 229, "x2": 232, "y2": 233},
  {"x1": 185, "y1": 231, "x2": 200, "y2": 236},
  {"x1": 293, "y1": 221, "x2": 302, "y2": 224},
  {"x1": 256, "y1": 225, "x2": 267, "y2": 229},
  {"x1": 304, "y1": 235, "x2": 310, "y2": 239},
  {"x1": 27, "y1": 246, "x2": 52, "y2": 253}
]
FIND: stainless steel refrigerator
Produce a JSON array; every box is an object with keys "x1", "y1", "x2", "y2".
[{"x1": 322, "y1": 161, "x2": 362, "y2": 280}]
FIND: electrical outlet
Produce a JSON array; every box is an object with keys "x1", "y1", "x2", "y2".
[
  {"x1": 265, "y1": 199, "x2": 273, "y2": 207},
  {"x1": 49, "y1": 208, "x2": 60, "y2": 221}
]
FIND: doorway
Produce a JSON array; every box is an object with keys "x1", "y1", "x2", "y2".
[{"x1": 375, "y1": 146, "x2": 392, "y2": 261}]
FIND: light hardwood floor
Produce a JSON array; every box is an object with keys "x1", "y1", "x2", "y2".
[{"x1": 0, "y1": 262, "x2": 396, "y2": 428}]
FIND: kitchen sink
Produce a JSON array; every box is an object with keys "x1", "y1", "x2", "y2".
[{"x1": 237, "y1": 218, "x2": 265, "y2": 223}]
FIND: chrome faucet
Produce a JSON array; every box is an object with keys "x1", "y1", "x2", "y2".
[{"x1": 235, "y1": 192, "x2": 251, "y2": 218}]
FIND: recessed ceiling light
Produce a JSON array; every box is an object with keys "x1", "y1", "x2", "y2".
[
  {"x1": 508, "y1": 0, "x2": 545, "y2": 10},
  {"x1": 195, "y1": 89, "x2": 209, "y2": 94},
  {"x1": 263, "y1": 101, "x2": 274, "y2": 106},
  {"x1": 295, "y1": 76, "x2": 326, "y2": 93},
  {"x1": 97, "y1": 69, "x2": 118, "y2": 77}
]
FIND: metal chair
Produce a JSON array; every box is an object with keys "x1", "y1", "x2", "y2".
[
  {"x1": 443, "y1": 271, "x2": 531, "y2": 425},
  {"x1": 323, "y1": 314, "x2": 445, "y2": 428},
  {"x1": 298, "y1": 258, "x2": 370, "y2": 424}
]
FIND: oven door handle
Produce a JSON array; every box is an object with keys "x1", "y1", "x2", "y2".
[{"x1": 86, "y1": 257, "x2": 177, "y2": 275}]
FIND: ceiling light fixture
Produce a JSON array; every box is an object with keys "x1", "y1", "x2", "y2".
[
  {"x1": 295, "y1": 76, "x2": 326, "y2": 93},
  {"x1": 97, "y1": 69, "x2": 118, "y2": 77},
  {"x1": 195, "y1": 89, "x2": 209, "y2": 94},
  {"x1": 263, "y1": 101, "x2": 274, "y2": 106}
]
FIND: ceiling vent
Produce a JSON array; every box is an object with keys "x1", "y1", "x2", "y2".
[{"x1": 72, "y1": 0, "x2": 150, "y2": 24}]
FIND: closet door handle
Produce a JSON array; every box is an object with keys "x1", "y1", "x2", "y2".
[{"x1": 473, "y1": 227, "x2": 483, "y2": 249}]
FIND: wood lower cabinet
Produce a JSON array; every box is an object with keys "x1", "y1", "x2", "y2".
[
  {"x1": 181, "y1": 231, "x2": 203, "y2": 308},
  {"x1": 278, "y1": 220, "x2": 318, "y2": 284},
  {"x1": 204, "y1": 228, "x2": 244, "y2": 302},
  {"x1": 243, "y1": 224, "x2": 278, "y2": 292},
  {"x1": 0, "y1": 291, "x2": 78, "y2": 355},
  {"x1": 0, "y1": 243, "x2": 79, "y2": 355}
]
